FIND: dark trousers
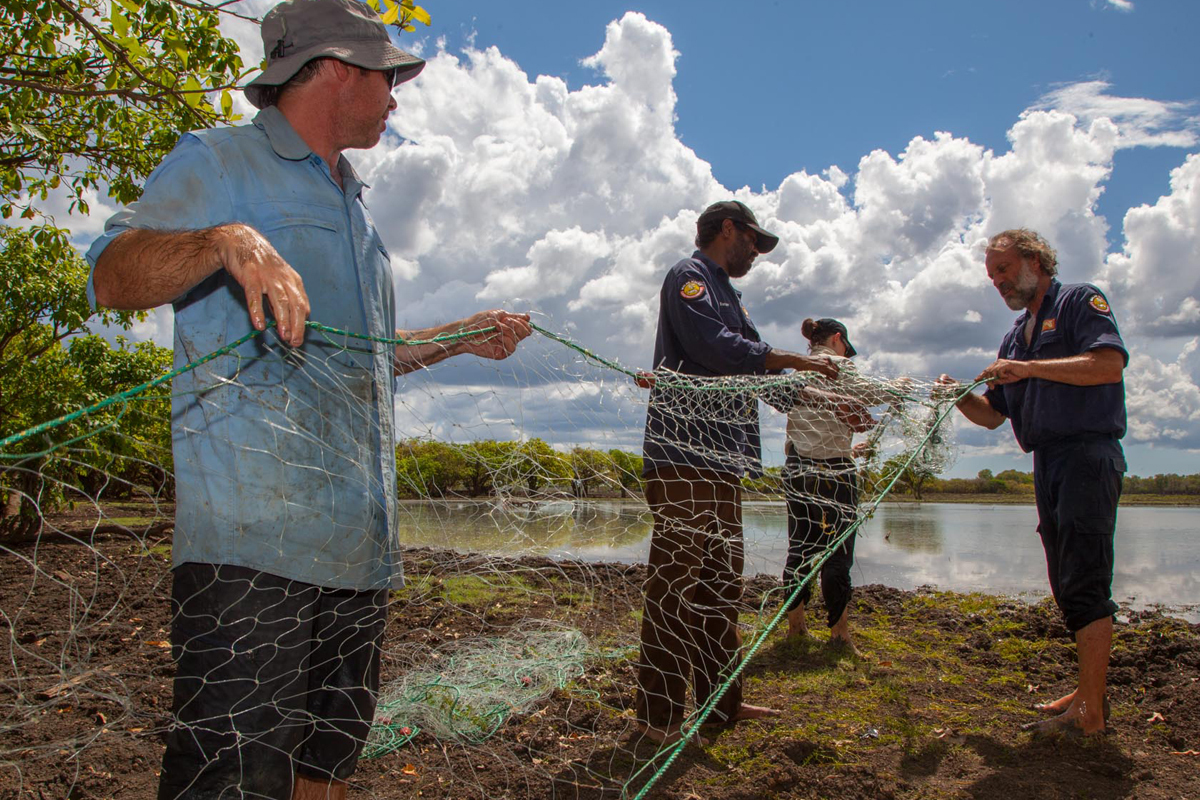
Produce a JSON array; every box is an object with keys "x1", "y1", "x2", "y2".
[
  {"x1": 1033, "y1": 437, "x2": 1125, "y2": 633},
  {"x1": 635, "y1": 465, "x2": 744, "y2": 729},
  {"x1": 159, "y1": 564, "x2": 388, "y2": 800},
  {"x1": 783, "y1": 455, "x2": 859, "y2": 627}
]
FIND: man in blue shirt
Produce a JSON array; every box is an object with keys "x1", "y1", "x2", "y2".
[
  {"x1": 939, "y1": 228, "x2": 1127, "y2": 738},
  {"x1": 634, "y1": 201, "x2": 848, "y2": 746},
  {"x1": 87, "y1": 0, "x2": 530, "y2": 796}
]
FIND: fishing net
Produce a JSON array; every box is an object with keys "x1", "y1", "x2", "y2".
[{"x1": 0, "y1": 318, "x2": 965, "y2": 798}]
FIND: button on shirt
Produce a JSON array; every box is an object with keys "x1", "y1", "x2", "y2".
[
  {"x1": 85, "y1": 107, "x2": 401, "y2": 590},
  {"x1": 983, "y1": 279, "x2": 1128, "y2": 453},
  {"x1": 642, "y1": 252, "x2": 772, "y2": 477}
]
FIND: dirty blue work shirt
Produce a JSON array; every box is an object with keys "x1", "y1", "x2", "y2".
[
  {"x1": 85, "y1": 107, "x2": 401, "y2": 590},
  {"x1": 983, "y1": 279, "x2": 1128, "y2": 452},
  {"x1": 642, "y1": 252, "x2": 772, "y2": 478}
]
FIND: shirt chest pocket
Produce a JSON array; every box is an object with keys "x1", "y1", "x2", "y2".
[{"x1": 1032, "y1": 329, "x2": 1069, "y2": 358}]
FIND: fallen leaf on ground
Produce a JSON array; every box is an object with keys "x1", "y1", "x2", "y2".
[{"x1": 1147, "y1": 712, "x2": 1166, "y2": 723}]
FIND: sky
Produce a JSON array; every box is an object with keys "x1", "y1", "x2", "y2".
[{"x1": 65, "y1": 0, "x2": 1200, "y2": 478}]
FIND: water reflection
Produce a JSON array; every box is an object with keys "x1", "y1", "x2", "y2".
[{"x1": 395, "y1": 500, "x2": 1199, "y2": 621}]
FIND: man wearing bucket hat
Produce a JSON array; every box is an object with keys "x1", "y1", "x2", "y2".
[
  {"x1": 87, "y1": 0, "x2": 531, "y2": 796},
  {"x1": 634, "y1": 201, "x2": 863, "y2": 746}
]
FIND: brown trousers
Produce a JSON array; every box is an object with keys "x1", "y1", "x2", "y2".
[{"x1": 634, "y1": 465, "x2": 744, "y2": 729}]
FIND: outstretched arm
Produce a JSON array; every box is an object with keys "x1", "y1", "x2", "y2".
[
  {"x1": 394, "y1": 310, "x2": 532, "y2": 375},
  {"x1": 935, "y1": 375, "x2": 1006, "y2": 430},
  {"x1": 975, "y1": 348, "x2": 1125, "y2": 387},
  {"x1": 92, "y1": 224, "x2": 310, "y2": 347}
]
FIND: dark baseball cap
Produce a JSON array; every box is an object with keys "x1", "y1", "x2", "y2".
[
  {"x1": 813, "y1": 318, "x2": 857, "y2": 358},
  {"x1": 697, "y1": 200, "x2": 779, "y2": 254},
  {"x1": 245, "y1": 0, "x2": 426, "y2": 109}
]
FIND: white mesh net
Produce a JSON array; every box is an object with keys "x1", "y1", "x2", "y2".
[{"x1": 0, "y1": 319, "x2": 961, "y2": 798}]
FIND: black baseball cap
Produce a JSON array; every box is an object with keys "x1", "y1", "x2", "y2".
[
  {"x1": 814, "y1": 318, "x2": 857, "y2": 357},
  {"x1": 697, "y1": 200, "x2": 779, "y2": 254}
]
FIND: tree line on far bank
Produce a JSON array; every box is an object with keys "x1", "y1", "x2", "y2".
[{"x1": 395, "y1": 439, "x2": 1200, "y2": 500}]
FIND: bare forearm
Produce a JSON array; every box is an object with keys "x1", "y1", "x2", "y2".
[
  {"x1": 394, "y1": 310, "x2": 532, "y2": 376},
  {"x1": 955, "y1": 391, "x2": 1006, "y2": 429},
  {"x1": 92, "y1": 227, "x2": 225, "y2": 310},
  {"x1": 393, "y1": 323, "x2": 473, "y2": 375},
  {"x1": 1018, "y1": 350, "x2": 1125, "y2": 386},
  {"x1": 763, "y1": 348, "x2": 807, "y2": 372}
]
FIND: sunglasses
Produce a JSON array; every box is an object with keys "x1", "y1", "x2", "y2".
[{"x1": 359, "y1": 65, "x2": 402, "y2": 90}]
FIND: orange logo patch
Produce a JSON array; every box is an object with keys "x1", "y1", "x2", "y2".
[
  {"x1": 1042, "y1": 318, "x2": 1057, "y2": 332},
  {"x1": 680, "y1": 281, "x2": 705, "y2": 300},
  {"x1": 1090, "y1": 295, "x2": 1110, "y2": 313}
]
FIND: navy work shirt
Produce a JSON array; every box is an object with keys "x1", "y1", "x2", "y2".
[
  {"x1": 983, "y1": 279, "x2": 1128, "y2": 453},
  {"x1": 642, "y1": 252, "x2": 772, "y2": 477}
]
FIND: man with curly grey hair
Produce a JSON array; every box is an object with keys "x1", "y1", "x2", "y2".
[{"x1": 938, "y1": 227, "x2": 1127, "y2": 738}]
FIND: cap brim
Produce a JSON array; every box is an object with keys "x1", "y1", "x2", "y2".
[
  {"x1": 244, "y1": 40, "x2": 425, "y2": 108},
  {"x1": 747, "y1": 223, "x2": 779, "y2": 254}
]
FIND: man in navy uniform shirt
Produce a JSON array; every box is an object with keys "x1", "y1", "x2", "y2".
[
  {"x1": 635, "y1": 201, "x2": 847, "y2": 745},
  {"x1": 939, "y1": 228, "x2": 1127, "y2": 738}
]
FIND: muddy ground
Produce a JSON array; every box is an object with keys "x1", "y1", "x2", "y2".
[{"x1": 0, "y1": 506, "x2": 1197, "y2": 800}]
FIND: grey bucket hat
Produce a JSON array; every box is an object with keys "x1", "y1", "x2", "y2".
[{"x1": 245, "y1": 0, "x2": 426, "y2": 108}]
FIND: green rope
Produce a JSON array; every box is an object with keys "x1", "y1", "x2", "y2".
[
  {"x1": 0, "y1": 320, "x2": 500, "y2": 456},
  {"x1": 0, "y1": 319, "x2": 872, "y2": 456},
  {"x1": 625, "y1": 380, "x2": 984, "y2": 800}
]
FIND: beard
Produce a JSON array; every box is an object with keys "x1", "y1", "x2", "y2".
[
  {"x1": 725, "y1": 237, "x2": 757, "y2": 278},
  {"x1": 1000, "y1": 262, "x2": 1040, "y2": 310}
]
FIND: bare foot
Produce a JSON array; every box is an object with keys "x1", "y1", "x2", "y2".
[
  {"x1": 829, "y1": 636, "x2": 868, "y2": 659},
  {"x1": 634, "y1": 723, "x2": 709, "y2": 747},
  {"x1": 786, "y1": 606, "x2": 808, "y2": 641},
  {"x1": 731, "y1": 703, "x2": 782, "y2": 722},
  {"x1": 1033, "y1": 689, "x2": 1076, "y2": 715},
  {"x1": 1021, "y1": 710, "x2": 1106, "y2": 739},
  {"x1": 786, "y1": 627, "x2": 811, "y2": 643},
  {"x1": 1034, "y1": 692, "x2": 1110, "y2": 723}
]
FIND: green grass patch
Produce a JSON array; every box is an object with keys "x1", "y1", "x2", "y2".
[{"x1": 392, "y1": 573, "x2": 536, "y2": 608}]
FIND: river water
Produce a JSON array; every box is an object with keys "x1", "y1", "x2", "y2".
[{"x1": 395, "y1": 500, "x2": 1199, "y2": 622}]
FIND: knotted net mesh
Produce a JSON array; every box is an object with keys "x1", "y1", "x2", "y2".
[{"x1": 0, "y1": 319, "x2": 963, "y2": 798}]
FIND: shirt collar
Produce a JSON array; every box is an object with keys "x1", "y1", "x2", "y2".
[
  {"x1": 252, "y1": 106, "x2": 370, "y2": 200},
  {"x1": 692, "y1": 250, "x2": 729, "y2": 282},
  {"x1": 253, "y1": 106, "x2": 312, "y2": 161},
  {"x1": 1015, "y1": 277, "x2": 1062, "y2": 329}
]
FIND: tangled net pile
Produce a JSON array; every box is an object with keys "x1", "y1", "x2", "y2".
[{"x1": 0, "y1": 319, "x2": 965, "y2": 798}]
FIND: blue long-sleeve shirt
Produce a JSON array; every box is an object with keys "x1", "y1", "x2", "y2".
[{"x1": 642, "y1": 252, "x2": 771, "y2": 477}]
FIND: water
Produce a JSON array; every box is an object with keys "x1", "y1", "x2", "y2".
[{"x1": 395, "y1": 500, "x2": 1200, "y2": 622}]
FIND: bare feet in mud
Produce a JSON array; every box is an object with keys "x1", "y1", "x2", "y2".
[
  {"x1": 1034, "y1": 689, "x2": 1076, "y2": 715},
  {"x1": 731, "y1": 703, "x2": 782, "y2": 722},
  {"x1": 786, "y1": 606, "x2": 809, "y2": 641},
  {"x1": 829, "y1": 635, "x2": 869, "y2": 659},
  {"x1": 1022, "y1": 710, "x2": 1108, "y2": 739},
  {"x1": 1032, "y1": 691, "x2": 1110, "y2": 723}
]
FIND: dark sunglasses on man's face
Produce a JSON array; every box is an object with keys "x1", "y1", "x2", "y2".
[{"x1": 384, "y1": 67, "x2": 401, "y2": 90}]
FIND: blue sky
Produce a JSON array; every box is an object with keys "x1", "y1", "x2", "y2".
[
  {"x1": 74, "y1": 0, "x2": 1200, "y2": 478},
  {"x1": 434, "y1": 0, "x2": 1198, "y2": 240}
]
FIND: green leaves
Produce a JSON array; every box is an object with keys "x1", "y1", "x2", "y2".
[{"x1": 1, "y1": 0, "x2": 248, "y2": 220}]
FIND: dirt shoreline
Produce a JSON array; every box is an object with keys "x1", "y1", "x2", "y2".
[{"x1": 1, "y1": 522, "x2": 1197, "y2": 799}]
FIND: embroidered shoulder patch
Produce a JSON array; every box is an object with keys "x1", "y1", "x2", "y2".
[
  {"x1": 1042, "y1": 318, "x2": 1057, "y2": 332},
  {"x1": 1089, "y1": 294, "x2": 1110, "y2": 313},
  {"x1": 680, "y1": 280, "x2": 706, "y2": 300}
]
